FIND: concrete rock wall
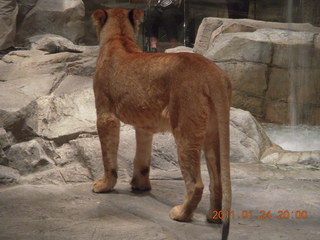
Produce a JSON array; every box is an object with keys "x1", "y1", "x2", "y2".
[
  {"x1": 194, "y1": 18, "x2": 320, "y2": 125},
  {"x1": 1, "y1": 22, "x2": 320, "y2": 186},
  {"x1": 16, "y1": 0, "x2": 85, "y2": 45},
  {"x1": 0, "y1": 36, "x2": 277, "y2": 185}
]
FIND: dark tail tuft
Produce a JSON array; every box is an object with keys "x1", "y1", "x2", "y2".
[{"x1": 222, "y1": 218, "x2": 230, "y2": 240}]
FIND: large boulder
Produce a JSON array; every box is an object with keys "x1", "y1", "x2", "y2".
[
  {"x1": 0, "y1": 42, "x2": 98, "y2": 115},
  {"x1": 0, "y1": 103, "x2": 275, "y2": 185},
  {"x1": 261, "y1": 145, "x2": 320, "y2": 170},
  {"x1": 194, "y1": 18, "x2": 320, "y2": 55},
  {"x1": 20, "y1": 89, "x2": 97, "y2": 142},
  {"x1": 192, "y1": 18, "x2": 320, "y2": 125},
  {"x1": 28, "y1": 34, "x2": 86, "y2": 54},
  {"x1": 230, "y1": 108, "x2": 272, "y2": 163},
  {"x1": 0, "y1": 50, "x2": 87, "y2": 112},
  {"x1": 6, "y1": 138, "x2": 56, "y2": 175},
  {"x1": 0, "y1": 165, "x2": 20, "y2": 184},
  {"x1": 16, "y1": 0, "x2": 85, "y2": 44}
]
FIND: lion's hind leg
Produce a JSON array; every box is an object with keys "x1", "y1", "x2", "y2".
[
  {"x1": 92, "y1": 113, "x2": 120, "y2": 193},
  {"x1": 131, "y1": 128, "x2": 153, "y2": 191},
  {"x1": 169, "y1": 134, "x2": 205, "y2": 221},
  {"x1": 169, "y1": 111, "x2": 208, "y2": 221},
  {"x1": 204, "y1": 115, "x2": 223, "y2": 224}
]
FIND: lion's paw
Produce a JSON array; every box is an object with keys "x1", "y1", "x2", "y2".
[
  {"x1": 92, "y1": 177, "x2": 116, "y2": 193},
  {"x1": 206, "y1": 210, "x2": 222, "y2": 224},
  {"x1": 169, "y1": 205, "x2": 192, "y2": 222},
  {"x1": 130, "y1": 176, "x2": 151, "y2": 191}
]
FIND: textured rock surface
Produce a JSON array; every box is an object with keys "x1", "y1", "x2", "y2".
[
  {"x1": 21, "y1": 89, "x2": 97, "y2": 141},
  {"x1": 28, "y1": 34, "x2": 86, "y2": 53},
  {"x1": 261, "y1": 145, "x2": 320, "y2": 169},
  {"x1": 1, "y1": 37, "x2": 319, "y2": 187},
  {"x1": 6, "y1": 138, "x2": 56, "y2": 175},
  {"x1": 230, "y1": 108, "x2": 272, "y2": 163},
  {"x1": 0, "y1": 46, "x2": 97, "y2": 110},
  {"x1": 191, "y1": 18, "x2": 320, "y2": 125},
  {"x1": 194, "y1": 18, "x2": 320, "y2": 55},
  {"x1": 0, "y1": 165, "x2": 20, "y2": 184},
  {"x1": 165, "y1": 46, "x2": 194, "y2": 53},
  {"x1": 16, "y1": 0, "x2": 85, "y2": 44},
  {"x1": 0, "y1": 44, "x2": 282, "y2": 186}
]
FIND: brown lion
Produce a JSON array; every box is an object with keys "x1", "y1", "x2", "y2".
[{"x1": 91, "y1": 8, "x2": 232, "y2": 240}]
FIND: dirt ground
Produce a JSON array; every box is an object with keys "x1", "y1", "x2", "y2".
[{"x1": 0, "y1": 163, "x2": 319, "y2": 240}]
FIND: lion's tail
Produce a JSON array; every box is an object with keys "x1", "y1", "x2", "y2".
[{"x1": 210, "y1": 74, "x2": 232, "y2": 240}]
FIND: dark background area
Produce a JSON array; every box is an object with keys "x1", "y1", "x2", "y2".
[{"x1": 81, "y1": 0, "x2": 320, "y2": 48}]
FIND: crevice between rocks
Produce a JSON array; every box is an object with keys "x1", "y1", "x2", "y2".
[{"x1": 49, "y1": 73, "x2": 67, "y2": 94}]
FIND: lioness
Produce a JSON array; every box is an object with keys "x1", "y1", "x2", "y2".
[{"x1": 92, "y1": 8, "x2": 232, "y2": 240}]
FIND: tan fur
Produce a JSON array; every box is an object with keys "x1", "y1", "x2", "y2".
[{"x1": 92, "y1": 8, "x2": 232, "y2": 239}]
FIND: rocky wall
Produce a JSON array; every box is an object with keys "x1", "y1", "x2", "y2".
[
  {"x1": 193, "y1": 18, "x2": 320, "y2": 125},
  {"x1": 1, "y1": 35, "x2": 320, "y2": 186},
  {"x1": 16, "y1": 0, "x2": 85, "y2": 45},
  {"x1": 0, "y1": 35, "x2": 272, "y2": 185}
]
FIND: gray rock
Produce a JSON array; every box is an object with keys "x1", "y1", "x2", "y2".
[
  {"x1": 20, "y1": 168, "x2": 64, "y2": 185},
  {"x1": 0, "y1": 50, "x2": 83, "y2": 113},
  {"x1": 16, "y1": 0, "x2": 85, "y2": 44},
  {"x1": 64, "y1": 54, "x2": 97, "y2": 77},
  {"x1": 0, "y1": 128, "x2": 10, "y2": 166},
  {"x1": 0, "y1": 165, "x2": 20, "y2": 184},
  {"x1": 193, "y1": 18, "x2": 224, "y2": 55},
  {"x1": 165, "y1": 46, "x2": 194, "y2": 53},
  {"x1": 230, "y1": 108, "x2": 272, "y2": 163},
  {"x1": 19, "y1": 162, "x2": 92, "y2": 185},
  {"x1": 0, "y1": 48, "x2": 97, "y2": 143},
  {"x1": 0, "y1": 148, "x2": 8, "y2": 166},
  {"x1": 216, "y1": 62, "x2": 268, "y2": 118},
  {"x1": 20, "y1": 89, "x2": 97, "y2": 143},
  {"x1": 204, "y1": 31, "x2": 273, "y2": 64},
  {"x1": 152, "y1": 132, "x2": 178, "y2": 171},
  {"x1": 194, "y1": 17, "x2": 320, "y2": 56},
  {"x1": 314, "y1": 34, "x2": 320, "y2": 68},
  {"x1": 261, "y1": 28, "x2": 316, "y2": 69},
  {"x1": 28, "y1": 34, "x2": 86, "y2": 54},
  {"x1": 69, "y1": 136, "x2": 103, "y2": 180},
  {"x1": 6, "y1": 138, "x2": 56, "y2": 175},
  {"x1": 191, "y1": 18, "x2": 320, "y2": 125},
  {"x1": 54, "y1": 142, "x2": 80, "y2": 167},
  {"x1": 58, "y1": 162, "x2": 92, "y2": 183},
  {"x1": 0, "y1": 128, "x2": 10, "y2": 150},
  {"x1": 0, "y1": 58, "x2": 58, "y2": 112},
  {"x1": 261, "y1": 146, "x2": 320, "y2": 169},
  {"x1": 265, "y1": 67, "x2": 320, "y2": 124},
  {"x1": 54, "y1": 75, "x2": 93, "y2": 95},
  {"x1": 299, "y1": 152, "x2": 320, "y2": 168}
]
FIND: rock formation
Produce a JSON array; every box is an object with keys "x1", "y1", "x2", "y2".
[
  {"x1": 176, "y1": 18, "x2": 320, "y2": 125},
  {"x1": 1, "y1": 35, "x2": 319, "y2": 186},
  {"x1": 16, "y1": 0, "x2": 85, "y2": 44}
]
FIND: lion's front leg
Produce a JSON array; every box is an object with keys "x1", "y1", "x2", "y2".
[
  {"x1": 131, "y1": 128, "x2": 153, "y2": 191},
  {"x1": 92, "y1": 113, "x2": 120, "y2": 193}
]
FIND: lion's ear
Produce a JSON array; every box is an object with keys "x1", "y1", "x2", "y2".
[
  {"x1": 92, "y1": 9, "x2": 108, "y2": 27},
  {"x1": 92, "y1": 9, "x2": 108, "y2": 39},
  {"x1": 129, "y1": 9, "x2": 143, "y2": 33}
]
